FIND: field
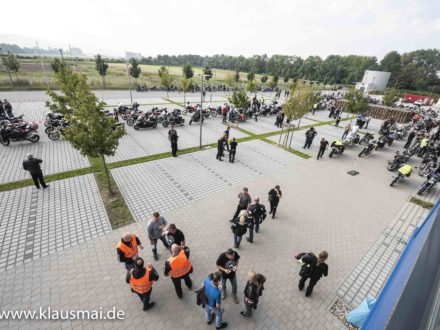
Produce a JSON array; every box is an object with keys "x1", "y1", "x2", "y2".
[{"x1": 0, "y1": 57, "x2": 278, "y2": 90}]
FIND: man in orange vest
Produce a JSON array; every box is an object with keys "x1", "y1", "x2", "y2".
[
  {"x1": 127, "y1": 257, "x2": 159, "y2": 311},
  {"x1": 116, "y1": 232, "x2": 144, "y2": 271},
  {"x1": 164, "y1": 244, "x2": 193, "y2": 298}
]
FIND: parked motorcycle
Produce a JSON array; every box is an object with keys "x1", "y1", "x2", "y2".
[
  {"x1": 133, "y1": 115, "x2": 158, "y2": 130},
  {"x1": 387, "y1": 150, "x2": 410, "y2": 171},
  {"x1": 390, "y1": 164, "x2": 412, "y2": 187},
  {"x1": 189, "y1": 111, "x2": 204, "y2": 125},
  {"x1": 329, "y1": 140, "x2": 345, "y2": 158},
  {"x1": 0, "y1": 122, "x2": 40, "y2": 146},
  {"x1": 358, "y1": 140, "x2": 377, "y2": 157},
  {"x1": 417, "y1": 173, "x2": 440, "y2": 195},
  {"x1": 162, "y1": 113, "x2": 185, "y2": 127},
  {"x1": 418, "y1": 154, "x2": 437, "y2": 177},
  {"x1": 359, "y1": 133, "x2": 375, "y2": 145}
]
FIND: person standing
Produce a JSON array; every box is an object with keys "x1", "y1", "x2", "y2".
[
  {"x1": 342, "y1": 122, "x2": 351, "y2": 140},
  {"x1": 203, "y1": 272, "x2": 228, "y2": 329},
  {"x1": 268, "y1": 185, "x2": 282, "y2": 219},
  {"x1": 216, "y1": 137, "x2": 224, "y2": 161},
  {"x1": 297, "y1": 251, "x2": 329, "y2": 297},
  {"x1": 335, "y1": 115, "x2": 341, "y2": 127},
  {"x1": 223, "y1": 127, "x2": 231, "y2": 152},
  {"x1": 404, "y1": 130, "x2": 416, "y2": 149},
  {"x1": 231, "y1": 187, "x2": 252, "y2": 221},
  {"x1": 303, "y1": 127, "x2": 317, "y2": 149},
  {"x1": 317, "y1": 138, "x2": 329, "y2": 160},
  {"x1": 169, "y1": 127, "x2": 179, "y2": 157},
  {"x1": 229, "y1": 138, "x2": 237, "y2": 163},
  {"x1": 22, "y1": 154, "x2": 49, "y2": 189},
  {"x1": 216, "y1": 249, "x2": 240, "y2": 304},
  {"x1": 231, "y1": 210, "x2": 248, "y2": 248},
  {"x1": 365, "y1": 115, "x2": 372, "y2": 129},
  {"x1": 221, "y1": 105, "x2": 228, "y2": 123},
  {"x1": 165, "y1": 224, "x2": 185, "y2": 247},
  {"x1": 116, "y1": 232, "x2": 144, "y2": 271},
  {"x1": 240, "y1": 271, "x2": 266, "y2": 317},
  {"x1": 127, "y1": 257, "x2": 159, "y2": 311},
  {"x1": 246, "y1": 197, "x2": 266, "y2": 243},
  {"x1": 147, "y1": 212, "x2": 169, "y2": 261},
  {"x1": 164, "y1": 244, "x2": 193, "y2": 298},
  {"x1": 113, "y1": 108, "x2": 119, "y2": 122}
]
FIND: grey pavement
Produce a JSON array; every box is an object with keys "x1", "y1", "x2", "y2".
[{"x1": 0, "y1": 174, "x2": 111, "y2": 272}]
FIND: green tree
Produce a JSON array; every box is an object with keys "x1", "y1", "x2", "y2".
[
  {"x1": 46, "y1": 66, "x2": 124, "y2": 193},
  {"x1": 234, "y1": 70, "x2": 240, "y2": 83},
  {"x1": 225, "y1": 73, "x2": 235, "y2": 96},
  {"x1": 179, "y1": 78, "x2": 192, "y2": 106},
  {"x1": 383, "y1": 88, "x2": 400, "y2": 106},
  {"x1": 283, "y1": 76, "x2": 289, "y2": 83},
  {"x1": 267, "y1": 75, "x2": 279, "y2": 89},
  {"x1": 2, "y1": 52, "x2": 20, "y2": 81},
  {"x1": 247, "y1": 71, "x2": 255, "y2": 81},
  {"x1": 229, "y1": 89, "x2": 250, "y2": 109},
  {"x1": 280, "y1": 81, "x2": 316, "y2": 148},
  {"x1": 95, "y1": 54, "x2": 108, "y2": 89},
  {"x1": 246, "y1": 80, "x2": 257, "y2": 93},
  {"x1": 129, "y1": 58, "x2": 141, "y2": 83},
  {"x1": 158, "y1": 66, "x2": 173, "y2": 98},
  {"x1": 261, "y1": 75, "x2": 268, "y2": 83},
  {"x1": 203, "y1": 66, "x2": 213, "y2": 80},
  {"x1": 51, "y1": 58, "x2": 65, "y2": 73},
  {"x1": 344, "y1": 88, "x2": 369, "y2": 120},
  {"x1": 182, "y1": 64, "x2": 194, "y2": 79}
]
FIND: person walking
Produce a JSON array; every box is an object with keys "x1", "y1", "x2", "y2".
[
  {"x1": 203, "y1": 272, "x2": 228, "y2": 329},
  {"x1": 127, "y1": 257, "x2": 159, "y2": 311},
  {"x1": 342, "y1": 122, "x2": 351, "y2": 140},
  {"x1": 169, "y1": 126, "x2": 179, "y2": 157},
  {"x1": 116, "y1": 232, "x2": 144, "y2": 271},
  {"x1": 365, "y1": 115, "x2": 372, "y2": 129},
  {"x1": 231, "y1": 210, "x2": 248, "y2": 248},
  {"x1": 303, "y1": 127, "x2": 317, "y2": 149},
  {"x1": 268, "y1": 185, "x2": 282, "y2": 219},
  {"x1": 23, "y1": 154, "x2": 49, "y2": 189},
  {"x1": 246, "y1": 197, "x2": 267, "y2": 243},
  {"x1": 229, "y1": 138, "x2": 237, "y2": 163},
  {"x1": 223, "y1": 127, "x2": 231, "y2": 152},
  {"x1": 240, "y1": 271, "x2": 266, "y2": 317},
  {"x1": 216, "y1": 249, "x2": 240, "y2": 304},
  {"x1": 164, "y1": 244, "x2": 193, "y2": 298},
  {"x1": 231, "y1": 187, "x2": 252, "y2": 221},
  {"x1": 316, "y1": 138, "x2": 329, "y2": 160},
  {"x1": 297, "y1": 251, "x2": 329, "y2": 297},
  {"x1": 216, "y1": 137, "x2": 224, "y2": 161},
  {"x1": 147, "y1": 212, "x2": 169, "y2": 261},
  {"x1": 335, "y1": 115, "x2": 341, "y2": 127},
  {"x1": 404, "y1": 130, "x2": 416, "y2": 149}
]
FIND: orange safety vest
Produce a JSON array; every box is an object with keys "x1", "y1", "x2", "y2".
[
  {"x1": 116, "y1": 235, "x2": 138, "y2": 259},
  {"x1": 168, "y1": 251, "x2": 192, "y2": 278},
  {"x1": 130, "y1": 269, "x2": 153, "y2": 294}
]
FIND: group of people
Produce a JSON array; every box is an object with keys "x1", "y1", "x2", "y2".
[{"x1": 217, "y1": 126, "x2": 238, "y2": 163}]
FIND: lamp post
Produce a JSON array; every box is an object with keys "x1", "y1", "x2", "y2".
[
  {"x1": 199, "y1": 74, "x2": 210, "y2": 149},
  {"x1": 35, "y1": 42, "x2": 49, "y2": 87},
  {"x1": 124, "y1": 52, "x2": 133, "y2": 104}
]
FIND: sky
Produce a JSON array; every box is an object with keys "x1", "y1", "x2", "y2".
[{"x1": 1, "y1": 0, "x2": 439, "y2": 59}]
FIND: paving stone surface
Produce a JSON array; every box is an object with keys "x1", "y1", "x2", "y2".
[{"x1": 0, "y1": 174, "x2": 111, "y2": 272}]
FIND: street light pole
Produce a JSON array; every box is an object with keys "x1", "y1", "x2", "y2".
[
  {"x1": 200, "y1": 74, "x2": 204, "y2": 149},
  {"x1": 124, "y1": 53, "x2": 133, "y2": 104},
  {"x1": 35, "y1": 42, "x2": 49, "y2": 88}
]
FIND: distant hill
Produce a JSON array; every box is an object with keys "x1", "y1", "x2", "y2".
[{"x1": 0, "y1": 43, "x2": 83, "y2": 56}]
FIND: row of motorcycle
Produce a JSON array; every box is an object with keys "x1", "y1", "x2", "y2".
[{"x1": 0, "y1": 114, "x2": 40, "y2": 146}]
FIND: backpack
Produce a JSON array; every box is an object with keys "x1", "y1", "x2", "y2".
[
  {"x1": 297, "y1": 252, "x2": 317, "y2": 277},
  {"x1": 195, "y1": 287, "x2": 208, "y2": 308}
]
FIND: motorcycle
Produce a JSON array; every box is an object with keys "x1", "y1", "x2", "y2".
[
  {"x1": 133, "y1": 115, "x2": 158, "y2": 130},
  {"x1": 390, "y1": 164, "x2": 412, "y2": 187},
  {"x1": 329, "y1": 140, "x2": 345, "y2": 158},
  {"x1": 358, "y1": 140, "x2": 377, "y2": 157},
  {"x1": 44, "y1": 113, "x2": 63, "y2": 127},
  {"x1": 344, "y1": 133, "x2": 360, "y2": 146},
  {"x1": 417, "y1": 173, "x2": 440, "y2": 195},
  {"x1": 189, "y1": 111, "x2": 204, "y2": 125},
  {"x1": 374, "y1": 136, "x2": 387, "y2": 150},
  {"x1": 0, "y1": 122, "x2": 40, "y2": 146},
  {"x1": 418, "y1": 154, "x2": 437, "y2": 177},
  {"x1": 162, "y1": 113, "x2": 185, "y2": 127},
  {"x1": 359, "y1": 132, "x2": 375, "y2": 145},
  {"x1": 387, "y1": 150, "x2": 410, "y2": 171},
  {"x1": 126, "y1": 111, "x2": 143, "y2": 126}
]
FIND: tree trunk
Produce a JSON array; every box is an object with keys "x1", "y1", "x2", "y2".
[
  {"x1": 278, "y1": 125, "x2": 284, "y2": 145},
  {"x1": 6, "y1": 70, "x2": 13, "y2": 87},
  {"x1": 101, "y1": 154, "x2": 112, "y2": 194},
  {"x1": 167, "y1": 89, "x2": 169, "y2": 99},
  {"x1": 14, "y1": 72, "x2": 18, "y2": 81},
  {"x1": 101, "y1": 75, "x2": 106, "y2": 89},
  {"x1": 288, "y1": 127, "x2": 295, "y2": 149}
]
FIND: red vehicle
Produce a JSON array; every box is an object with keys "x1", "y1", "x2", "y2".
[{"x1": 403, "y1": 93, "x2": 435, "y2": 106}]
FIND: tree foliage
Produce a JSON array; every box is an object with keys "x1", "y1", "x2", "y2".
[
  {"x1": 234, "y1": 70, "x2": 240, "y2": 83},
  {"x1": 179, "y1": 77, "x2": 192, "y2": 105},
  {"x1": 229, "y1": 89, "x2": 250, "y2": 109},
  {"x1": 129, "y1": 58, "x2": 141, "y2": 80},
  {"x1": 261, "y1": 75, "x2": 268, "y2": 83},
  {"x1": 51, "y1": 58, "x2": 65, "y2": 73},
  {"x1": 46, "y1": 66, "x2": 124, "y2": 192},
  {"x1": 246, "y1": 80, "x2": 257, "y2": 93},
  {"x1": 182, "y1": 64, "x2": 194, "y2": 79},
  {"x1": 344, "y1": 88, "x2": 369, "y2": 118},
  {"x1": 383, "y1": 88, "x2": 400, "y2": 106},
  {"x1": 247, "y1": 71, "x2": 255, "y2": 81},
  {"x1": 95, "y1": 54, "x2": 108, "y2": 88},
  {"x1": 158, "y1": 66, "x2": 174, "y2": 97},
  {"x1": 203, "y1": 66, "x2": 213, "y2": 80},
  {"x1": 2, "y1": 52, "x2": 20, "y2": 80}
]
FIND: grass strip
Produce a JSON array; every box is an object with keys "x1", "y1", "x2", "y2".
[
  {"x1": 409, "y1": 196, "x2": 434, "y2": 210},
  {"x1": 163, "y1": 98, "x2": 185, "y2": 107}
]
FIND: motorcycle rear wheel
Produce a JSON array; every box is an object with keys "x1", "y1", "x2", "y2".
[
  {"x1": 0, "y1": 137, "x2": 10, "y2": 146},
  {"x1": 162, "y1": 121, "x2": 169, "y2": 128},
  {"x1": 134, "y1": 125, "x2": 140, "y2": 130},
  {"x1": 28, "y1": 135, "x2": 40, "y2": 143},
  {"x1": 126, "y1": 119, "x2": 134, "y2": 126},
  {"x1": 45, "y1": 126, "x2": 55, "y2": 134},
  {"x1": 48, "y1": 131, "x2": 60, "y2": 141}
]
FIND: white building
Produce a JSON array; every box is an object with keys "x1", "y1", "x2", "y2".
[{"x1": 356, "y1": 70, "x2": 391, "y2": 93}]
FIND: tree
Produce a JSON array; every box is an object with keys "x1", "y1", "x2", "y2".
[
  {"x1": 179, "y1": 78, "x2": 192, "y2": 106},
  {"x1": 283, "y1": 76, "x2": 289, "y2": 83},
  {"x1": 2, "y1": 52, "x2": 20, "y2": 81},
  {"x1": 203, "y1": 66, "x2": 213, "y2": 80},
  {"x1": 267, "y1": 75, "x2": 279, "y2": 89},
  {"x1": 229, "y1": 89, "x2": 250, "y2": 109},
  {"x1": 383, "y1": 88, "x2": 400, "y2": 106},
  {"x1": 46, "y1": 66, "x2": 124, "y2": 193},
  {"x1": 129, "y1": 58, "x2": 141, "y2": 83},
  {"x1": 246, "y1": 80, "x2": 257, "y2": 93},
  {"x1": 234, "y1": 70, "x2": 240, "y2": 83},
  {"x1": 344, "y1": 88, "x2": 369, "y2": 120},
  {"x1": 158, "y1": 66, "x2": 173, "y2": 98},
  {"x1": 261, "y1": 75, "x2": 268, "y2": 83},
  {"x1": 51, "y1": 58, "x2": 65, "y2": 73},
  {"x1": 225, "y1": 73, "x2": 235, "y2": 96},
  {"x1": 95, "y1": 54, "x2": 108, "y2": 89},
  {"x1": 280, "y1": 81, "x2": 316, "y2": 149},
  {"x1": 182, "y1": 64, "x2": 194, "y2": 79},
  {"x1": 247, "y1": 71, "x2": 255, "y2": 81}
]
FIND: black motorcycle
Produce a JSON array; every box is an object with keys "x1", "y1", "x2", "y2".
[
  {"x1": 417, "y1": 173, "x2": 440, "y2": 195},
  {"x1": 133, "y1": 115, "x2": 158, "y2": 130},
  {"x1": 329, "y1": 141, "x2": 345, "y2": 158},
  {"x1": 358, "y1": 140, "x2": 377, "y2": 157},
  {"x1": 162, "y1": 113, "x2": 185, "y2": 127},
  {"x1": 359, "y1": 133, "x2": 375, "y2": 145},
  {"x1": 387, "y1": 150, "x2": 410, "y2": 171},
  {"x1": 189, "y1": 111, "x2": 204, "y2": 125},
  {"x1": 0, "y1": 123, "x2": 40, "y2": 146}
]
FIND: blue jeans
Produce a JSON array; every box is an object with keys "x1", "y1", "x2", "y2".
[
  {"x1": 205, "y1": 305, "x2": 223, "y2": 328},
  {"x1": 248, "y1": 222, "x2": 259, "y2": 241},
  {"x1": 222, "y1": 275, "x2": 237, "y2": 295},
  {"x1": 233, "y1": 233, "x2": 243, "y2": 246}
]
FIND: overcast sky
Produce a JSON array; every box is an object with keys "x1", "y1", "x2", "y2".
[{"x1": 1, "y1": 0, "x2": 439, "y2": 59}]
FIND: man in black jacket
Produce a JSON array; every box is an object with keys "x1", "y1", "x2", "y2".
[
  {"x1": 240, "y1": 271, "x2": 266, "y2": 317},
  {"x1": 246, "y1": 198, "x2": 266, "y2": 243},
  {"x1": 169, "y1": 126, "x2": 179, "y2": 157},
  {"x1": 22, "y1": 154, "x2": 49, "y2": 189},
  {"x1": 297, "y1": 251, "x2": 329, "y2": 297}
]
